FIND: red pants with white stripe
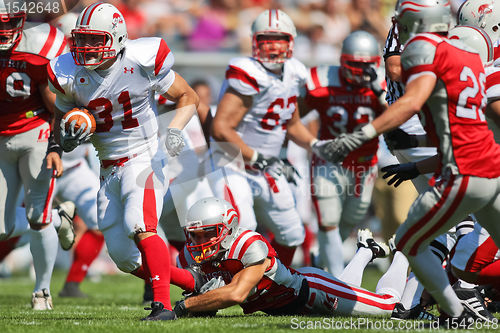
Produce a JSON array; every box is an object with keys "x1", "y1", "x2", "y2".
[
  {"x1": 97, "y1": 151, "x2": 168, "y2": 273},
  {"x1": 298, "y1": 267, "x2": 399, "y2": 316},
  {"x1": 395, "y1": 173, "x2": 500, "y2": 256}
]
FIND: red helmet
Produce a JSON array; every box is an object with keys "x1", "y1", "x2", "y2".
[{"x1": 184, "y1": 197, "x2": 239, "y2": 263}]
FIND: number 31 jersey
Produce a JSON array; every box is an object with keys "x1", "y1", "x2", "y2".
[
  {"x1": 220, "y1": 57, "x2": 307, "y2": 158},
  {"x1": 48, "y1": 37, "x2": 175, "y2": 161}
]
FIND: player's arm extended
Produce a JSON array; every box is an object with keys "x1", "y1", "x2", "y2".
[
  {"x1": 161, "y1": 72, "x2": 199, "y2": 130},
  {"x1": 370, "y1": 74, "x2": 435, "y2": 134},
  {"x1": 183, "y1": 258, "x2": 269, "y2": 312},
  {"x1": 211, "y1": 87, "x2": 255, "y2": 162},
  {"x1": 486, "y1": 99, "x2": 500, "y2": 130},
  {"x1": 286, "y1": 105, "x2": 318, "y2": 150}
]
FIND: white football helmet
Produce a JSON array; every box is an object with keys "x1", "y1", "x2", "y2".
[
  {"x1": 396, "y1": 0, "x2": 452, "y2": 44},
  {"x1": 340, "y1": 30, "x2": 381, "y2": 86},
  {"x1": 184, "y1": 197, "x2": 239, "y2": 263},
  {"x1": 251, "y1": 9, "x2": 296, "y2": 71},
  {"x1": 457, "y1": 0, "x2": 500, "y2": 43},
  {"x1": 71, "y1": 2, "x2": 127, "y2": 69},
  {"x1": 448, "y1": 25, "x2": 494, "y2": 64},
  {"x1": 0, "y1": 0, "x2": 26, "y2": 51}
]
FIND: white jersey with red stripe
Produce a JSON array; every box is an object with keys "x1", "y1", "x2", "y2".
[
  {"x1": 401, "y1": 33, "x2": 500, "y2": 178},
  {"x1": 178, "y1": 227, "x2": 399, "y2": 316},
  {"x1": 48, "y1": 37, "x2": 175, "y2": 161},
  {"x1": 485, "y1": 65, "x2": 500, "y2": 142},
  {"x1": 220, "y1": 56, "x2": 307, "y2": 157},
  {"x1": 304, "y1": 65, "x2": 386, "y2": 169},
  {"x1": 0, "y1": 22, "x2": 67, "y2": 135}
]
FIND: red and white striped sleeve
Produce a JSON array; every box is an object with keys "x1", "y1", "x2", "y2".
[{"x1": 227, "y1": 230, "x2": 269, "y2": 267}]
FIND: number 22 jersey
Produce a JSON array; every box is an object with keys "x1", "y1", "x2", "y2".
[{"x1": 48, "y1": 37, "x2": 175, "y2": 161}]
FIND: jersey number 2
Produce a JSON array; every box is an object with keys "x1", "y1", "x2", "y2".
[
  {"x1": 261, "y1": 96, "x2": 297, "y2": 130},
  {"x1": 88, "y1": 91, "x2": 139, "y2": 132},
  {"x1": 456, "y1": 66, "x2": 486, "y2": 121}
]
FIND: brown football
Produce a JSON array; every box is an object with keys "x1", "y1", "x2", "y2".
[{"x1": 63, "y1": 107, "x2": 96, "y2": 134}]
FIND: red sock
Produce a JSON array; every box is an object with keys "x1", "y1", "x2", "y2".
[
  {"x1": 170, "y1": 266, "x2": 195, "y2": 292},
  {"x1": 476, "y1": 260, "x2": 500, "y2": 289},
  {"x1": 301, "y1": 226, "x2": 315, "y2": 267},
  {"x1": 131, "y1": 265, "x2": 149, "y2": 281},
  {"x1": 137, "y1": 235, "x2": 171, "y2": 309},
  {"x1": 271, "y1": 239, "x2": 296, "y2": 266},
  {"x1": 0, "y1": 236, "x2": 20, "y2": 261},
  {"x1": 66, "y1": 230, "x2": 105, "y2": 283}
]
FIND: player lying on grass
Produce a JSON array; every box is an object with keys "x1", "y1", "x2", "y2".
[{"x1": 167, "y1": 197, "x2": 414, "y2": 318}]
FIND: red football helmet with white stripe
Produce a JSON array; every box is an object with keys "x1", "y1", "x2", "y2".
[
  {"x1": 71, "y1": 2, "x2": 127, "y2": 69},
  {"x1": 0, "y1": 0, "x2": 26, "y2": 51},
  {"x1": 184, "y1": 197, "x2": 239, "y2": 263}
]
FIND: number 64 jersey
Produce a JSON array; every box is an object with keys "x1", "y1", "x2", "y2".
[
  {"x1": 221, "y1": 56, "x2": 307, "y2": 158},
  {"x1": 48, "y1": 37, "x2": 175, "y2": 161}
]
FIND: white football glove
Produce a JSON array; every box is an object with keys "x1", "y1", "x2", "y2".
[
  {"x1": 59, "y1": 118, "x2": 92, "y2": 153},
  {"x1": 311, "y1": 131, "x2": 372, "y2": 164},
  {"x1": 251, "y1": 152, "x2": 284, "y2": 180},
  {"x1": 165, "y1": 127, "x2": 185, "y2": 157},
  {"x1": 199, "y1": 276, "x2": 226, "y2": 294}
]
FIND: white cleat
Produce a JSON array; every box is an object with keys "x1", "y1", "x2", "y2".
[
  {"x1": 357, "y1": 229, "x2": 389, "y2": 261},
  {"x1": 388, "y1": 234, "x2": 397, "y2": 255},
  {"x1": 55, "y1": 201, "x2": 76, "y2": 251},
  {"x1": 32, "y1": 288, "x2": 53, "y2": 310}
]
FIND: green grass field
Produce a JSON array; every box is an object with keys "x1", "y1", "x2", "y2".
[{"x1": 1, "y1": 268, "x2": 499, "y2": 332}]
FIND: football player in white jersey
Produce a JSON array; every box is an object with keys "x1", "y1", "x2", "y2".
[
  {"x1": 169, "y1": 197, "x2": 411, "y2": 319},
  {"x1": 0, "y1": 0, "x2": 77, "y2": 310},
  {"x1": 303, "y1": 31, "x2": 387, "y2": 277},
  {"x1": 211, "y1": 9, "x2": 335, "y2": 266},
  {"x1": 48, "y1": 3, "x2": 198, "y2": 320}
]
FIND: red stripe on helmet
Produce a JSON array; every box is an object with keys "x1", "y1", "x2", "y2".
[{"x1": 85, "y1": 2, "x2": 105, "y2": 26}]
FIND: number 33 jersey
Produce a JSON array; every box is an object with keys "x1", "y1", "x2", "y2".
[
  {"x1": 48, "y1": 37, "x2": 175, "y2": 161},
  {"x1": 220, "y1": 57, "x2": 308, "y2": 158},
  {"x1": 401, "y1": 33, "x2": 500, "y2": 178}
]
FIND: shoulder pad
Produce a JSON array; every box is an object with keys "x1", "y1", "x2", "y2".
[
  {"x1": 48, "y1": 53, "x2": 76, "y2": 95},
  {"x1": 306, "y1": 65, "x2": 341, "y2": 91},
  {"x1": 401, "y1": 35, "x2": 439, "y2": 71},
  {"x1": 125, "y1": 37, "x2": 174, "y2": 77},
  {"x1": 227, "y1": 230, "x2": 268, "y2": 266},
  {"x1": 17, "y1": 23, "x2": 67, "y2": 59},
  {"x1": 225, "y1": 57, "x2": 270, "y2": 95},
  {"x1": 286, "y1": 57, "x2": 308, "y2": 80}
]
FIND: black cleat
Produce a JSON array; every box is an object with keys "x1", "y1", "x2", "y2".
[
  {"x1": 453, "y1": 284, "x2": 496, "y2": 322},
  {"x1": 141, "y1": 302, "x2": 177, "y2": 321},
  {"x1": 391, "y1": 303, "x2": 436, "y2": 321},
  {"x1": 357, "y1": 229, "x2": 389, "y2": 261}
]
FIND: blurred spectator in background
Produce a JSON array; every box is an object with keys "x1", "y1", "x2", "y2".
[
  {"x1": 346, "y1": 0, "x2": 388, "y2": 42},
  {"x1": 187, "y1": 0, "x2": 239, "y2": 52},
  {"x1": 295, "y1": 24, "x2": 339, "y2": 65}
]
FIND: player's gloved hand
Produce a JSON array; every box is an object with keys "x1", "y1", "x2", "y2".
[
  {"x1": 199, "y1": 276, "x2": 226, "y2": 294},
  {"x1": 60, "y1": 118, "x2": 91, "y2": 153},
  {"x1": 165, "y1": 127, "x2": 185, "y2": 157},
  {"x1": 384, "y1": 128, "x2": 419, "y2": 151},
  {"x1": 381, "y1": 162, "x2": 420, "y2": 187},
  {"x1": 281, "y1": 158, "x2": 301, "y2": 186},
  {"x1": 311, "y1": 125, "x2": 375, "y2": 164},
  {"x1": 364, "y1": 66, "x2": 385, "y2": 98},
  {"x1": 186, "y1": 265, "x2": 206, "y2": 293},
  {"x1": 173, "y1": 299, "x2": 187, "y2": 318},
  {"x1": 251, "y1": 152, "x2": 284, "y2": 180}
]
